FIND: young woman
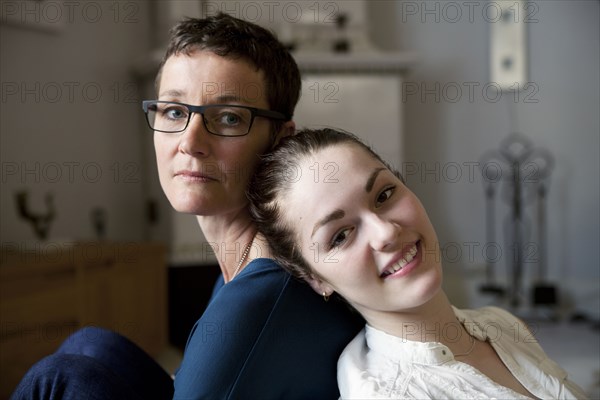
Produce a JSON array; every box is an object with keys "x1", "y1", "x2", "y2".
[{"x1": 248, "y1": 128, "x2": 587, "y2": 399}]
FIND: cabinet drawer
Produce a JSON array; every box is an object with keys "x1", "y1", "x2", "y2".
[{"x1": 1, "y1": 266, "x2": 80, "y2": 400}]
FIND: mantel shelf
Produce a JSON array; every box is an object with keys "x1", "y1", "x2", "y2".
[
  {"x1": 293, "y1": 52, "x2": 417, "y2": 74},
  {"x1": 132, "y1": 50, "x2": 417, "y2": 79}
]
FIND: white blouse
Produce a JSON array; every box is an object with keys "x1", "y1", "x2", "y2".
[{"x1": 338, "y1": 306, "x2": 587, "y2": 399}]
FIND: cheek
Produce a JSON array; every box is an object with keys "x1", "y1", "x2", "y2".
[
  {"x1": 413, "y1": 201, "x2": 437, "y2": 239},
  {"x1": 154, "y1": 139, "x2": 169, "y2": 174},
  {"x1": 223, "y1": 139, "x2": 270, "y2": 176},
  {"x1": 153, "y1": 138, "x2": 178, "y2": 196},
  {"x1": 298, "y1": 238, "x2": 329, "y2": 279},
  {"x1": 238, "y1": 153, "x2": 261, "y2": 180},
  {"x1": 311, "y1": 246, "x2": 369, "y2": 286},
  {"x1": 154, "y1": 134, "x2": 173, "y2": 155},
  {"x1": 394, "y1": 196, "x2": 427, "y2": 226}
]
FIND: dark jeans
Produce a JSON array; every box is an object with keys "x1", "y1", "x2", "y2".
[{"x1": 10, "y1": 327, "x2": 174, "y2": 400}]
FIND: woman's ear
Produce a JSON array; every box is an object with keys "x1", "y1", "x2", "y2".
[
  {"x1": 271, "y1": 120, "x2": 296, "y2": 148},
  {"x1": 306, "y1": 274, "x2": 334, "y2": 298}
]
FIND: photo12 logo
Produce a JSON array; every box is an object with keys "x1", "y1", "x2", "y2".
[
  {"x1": 200, "y1": 1, "x2": 340, "y2": 24},
  {"x1": 1, "y1": 161, "x2": 140, "y2": 184},
  {"x1": 402, "y1": 81, "x2": 539, "y2": 104},
  {"x1": 400, "y1": 1, "x2": 539, "y2": 24},
  {"x1": 1, "y1": 1, "x2": 140, "y2": 26},
  {"x1": 1, "y1": 81, "x2": 140, "y2": 104}
]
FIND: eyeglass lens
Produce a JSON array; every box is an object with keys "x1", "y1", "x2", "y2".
[{"x1": 147, "y1": 102, "x2": 253, "y2": 136}]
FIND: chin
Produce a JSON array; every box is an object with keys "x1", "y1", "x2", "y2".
[
  {"x1": 170, "y1": 203, "x2": 199, "y2": 215},
  {"x1": 167, "y1": 194, "x2": 206, "y2": 215},
  {"x1": 165, "y1": 187, "x2": 208, "y2": 213},
  {"x1": 415, "y1": 271, "x2": 444, "y2": 306}
]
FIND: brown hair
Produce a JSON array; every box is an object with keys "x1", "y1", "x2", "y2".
[
  {"x1": 248, "y1": 128, "x2": 401, "y2": 281},
  {"x1": 155, "y1": 13, "x2": 301, "y2": 121}
]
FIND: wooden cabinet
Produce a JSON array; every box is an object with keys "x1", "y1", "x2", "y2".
[{"x1": 0, "y1": 242, "x2": 167, "y2": 399}]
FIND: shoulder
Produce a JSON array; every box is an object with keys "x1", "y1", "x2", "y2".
[
  {"x1": 455, "y1": 306, "x2": 529, "y2": 337},
  {"x1": 338, "y1": 328, "x2": 368, "y2": 368},
  {"x1": 456, "y1": 305, "x2": 519, "y2": 323},
  {"x1": 456, "y1": 306, "x2": 547, "y2": 358},
  {"x1": 338, "y1": 328, "x2": 407, "y2": 399},
  {"x1": 338, "y1": 329, "x2": 372, "y2": 398},
  {"x1": 181, "y1": 258, "x2": 294, "y2": 356},
  {"x1": 209, "y1": 258, "x2": 286, "y2": 299},
  {"x1": 175, "y1": 258, "x2": 363, "y2": 399},
  {"x1": 214, "y1": 258, "x2": 291, "y2": 302},
  {"x1": 455, "y1": 307, "x2": 588, "y2": 398}
]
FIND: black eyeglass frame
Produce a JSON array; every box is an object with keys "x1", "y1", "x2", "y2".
[{"x1": 142, "y1": 100, "x2": 291, "y2": 137}]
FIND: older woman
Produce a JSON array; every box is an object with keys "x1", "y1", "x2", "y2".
[
  {"x1": 152, "y1": 14, "x2": 363, "y2": 399},
  {"x1": 12, "y1": 14, "x2": 362, "y2": 400}
]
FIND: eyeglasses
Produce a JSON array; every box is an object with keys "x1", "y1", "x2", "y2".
[{"x1": 142, "y1": 100, "x2": 290, "y2": 137}]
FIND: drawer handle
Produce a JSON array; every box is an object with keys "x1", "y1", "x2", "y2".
[
  {"x1": 42, "y1": 267, "x2": 76, "y2": 280},
  {"x1": 86, "y1": 258, "x2": 115, "y2": 270}
]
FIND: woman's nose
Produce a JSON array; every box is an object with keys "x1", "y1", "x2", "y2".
[
  {"x1": 367, "y1": 214, "x2": 399, "y2": 252},
  {"x1": 178, "y1": 113, "x2": 210, "y2": 155}
]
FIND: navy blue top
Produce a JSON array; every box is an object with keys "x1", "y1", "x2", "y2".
[{"x1": 173, "y1": 258, "x2": 363, "y2": 399}]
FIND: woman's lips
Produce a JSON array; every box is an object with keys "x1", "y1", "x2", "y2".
[
  {"x1": 381, "y1": 241, "x2": 420, "y2": 278},
  {"x1": 175, "y1": 170, "x2": 218, "y2": 182}
]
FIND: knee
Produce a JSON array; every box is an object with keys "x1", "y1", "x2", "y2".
[
  {"x1": 10, "y1": 353, "x2": 119, "y2": 400},
  {"x1": 59, "y1": 326, "x2": 115, "y2": 347},
  {"x1": 57, "y1": 326, "x2": 130, "y2": 356}
]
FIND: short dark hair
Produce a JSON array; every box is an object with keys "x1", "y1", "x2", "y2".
[
  {"x1": 155, "y1": 13, "x2": 301, "y2": 120},
  {"x1": 248, "y1": 128, "x2": 401, "y2": 281}
]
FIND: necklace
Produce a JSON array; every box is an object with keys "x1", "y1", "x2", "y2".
[
  {"x1": 231, "y1": 237, "x2": 254, "y2": 279},
  {"x1": 453, "y1": 337, "x2": 477, "y2": 358}
]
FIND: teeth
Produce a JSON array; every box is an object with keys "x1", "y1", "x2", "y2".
[{"x1": 382, "y1": 244, "x2": 418, "y2": 277}]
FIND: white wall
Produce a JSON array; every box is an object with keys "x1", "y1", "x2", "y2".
[
  {"x1": 2, "y1": 1, "x2": 597, "y2": 318},
  {"x1": 1, "y1": 1, "x2": 153, "y2": 245},
  {"x1": 368, "y1": 0, "x2": 599, "y2": 318}
]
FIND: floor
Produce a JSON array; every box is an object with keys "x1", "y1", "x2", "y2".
[{"x1": 531, "y1": 319, "x2": 600, "y2": 398}]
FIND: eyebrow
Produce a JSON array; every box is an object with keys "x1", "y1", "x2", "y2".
[
  {"x1": 158, "y1": 89, "x2": 185, "y2": 99},
  {"x1": 157, "y1": 91, "x2": 243, "y2": 105},
  {"x1": 212, "y1": 94, "x2": 244, "y2": 104},
  {"x1": 365, "y1": 168, "x2": 386, "y2": 193},
  {"x1": 311, "y1": 209, "x2": 345, "y2": 239}
]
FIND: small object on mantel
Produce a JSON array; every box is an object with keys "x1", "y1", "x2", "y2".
[
  {"x1": 332, "y1": 12, "x2": 350, "y2": 53},
  {"x1": 91, "y1": 207, "x2": 107, "y2": 240},
  {"x1": 15, "y1": 190, "x2": 56, "y2": 240}
]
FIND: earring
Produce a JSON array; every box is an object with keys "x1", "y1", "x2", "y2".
[{"x1": 322, "y1": 292, "x2": 330, "y2": 302}]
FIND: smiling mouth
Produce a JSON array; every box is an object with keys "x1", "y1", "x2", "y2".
[{"x1": 380, "y1": 242, "x2": 419, "y2": 278}]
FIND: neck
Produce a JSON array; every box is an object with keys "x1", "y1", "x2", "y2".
[
  {"x1": 196, "y1": 209, "x2": 257, "y2": 282},
  {"x1": 363, "y1": 291, "x2": 467, "y2": 347}
]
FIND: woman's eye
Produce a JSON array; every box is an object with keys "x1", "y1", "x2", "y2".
[
  {"x1": 330, "y1": 228, "x2": 352, "y2": 249},
  {"x1": 218, "y1": 112, "x2": 241, "y2": 126},
  {"x1": 164, "y1": 107, "x2": 187, "y2": 120},
  {"x1": 376, "y1": 187, "x2": 395, "y2": 206}
]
